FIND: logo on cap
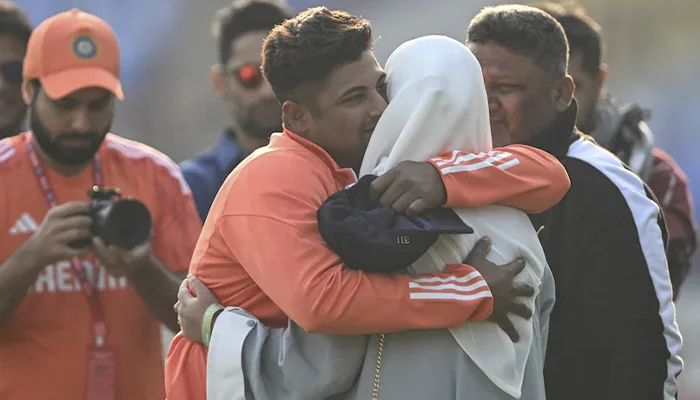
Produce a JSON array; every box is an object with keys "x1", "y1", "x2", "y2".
[
  {"x1": 72, "y1": 36, "x2": 98, "y2": 59},
  {"x1": 397, "y1": 235, "x2": 411, "y2": 245}
]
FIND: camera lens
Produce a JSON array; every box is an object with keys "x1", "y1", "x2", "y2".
[{"x1": 96, "y1": 199, "x2": 152, "y2": 249}]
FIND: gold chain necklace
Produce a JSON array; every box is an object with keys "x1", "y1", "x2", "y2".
[{"x1": 372, "y1": 333, "x2": 386, "y2": 400}]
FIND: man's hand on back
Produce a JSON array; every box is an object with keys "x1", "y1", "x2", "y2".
[
  {"x1": 369, "y1": 161, "x2": 447, "y2": 216},
  {"x1": 464, "y1": 237, "x2": 534, "y2": 342},
  {"x1": 176, "y1": 276, "x2": 220, "y2": 344}
]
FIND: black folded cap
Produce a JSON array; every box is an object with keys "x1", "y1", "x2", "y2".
[{"x1": 317, "y1": 175, "x2": 473, "y2": 273}]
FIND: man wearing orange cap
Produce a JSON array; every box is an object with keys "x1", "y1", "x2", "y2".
[{"x1": 0, "y1": 9, "x2": 201, "y2": 400}]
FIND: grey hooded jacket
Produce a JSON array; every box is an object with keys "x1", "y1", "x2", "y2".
[{"x1": 206, "y1": 265, "x2": 554, "y2": 400}]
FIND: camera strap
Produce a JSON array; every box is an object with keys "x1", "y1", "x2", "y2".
[{"x1": 26, "y1": 135, "x2": 108, "y2": 348}]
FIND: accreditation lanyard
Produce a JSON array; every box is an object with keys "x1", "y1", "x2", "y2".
[{"x1": 26, "y1": 137, "x2": 108, "y2": 347}]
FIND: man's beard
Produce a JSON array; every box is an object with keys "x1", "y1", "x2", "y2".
[
  {"x1": 30, "y1": 107, "x2": 109, "y2": 166},
  {"x1": 239, "y1": 98, "x2": 282, "y2": 140}
]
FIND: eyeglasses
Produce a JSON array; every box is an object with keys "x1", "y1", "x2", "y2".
[
  {"x1": 0, "y1": 61, "x2": 23, "y2": 85},
  {"x1": 227, "y1": 63, "x2": 264, "y2": 90}
]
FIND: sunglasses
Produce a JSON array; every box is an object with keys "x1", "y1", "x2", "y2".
[
  {"x1": 0, "y1": 61, "x2": 23, "y2": 85},
  {"x1": 227, "y1": 63, "x2": 264, "y2": 90}
]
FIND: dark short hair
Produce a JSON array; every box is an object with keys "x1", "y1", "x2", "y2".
[
  {"x1": 262, "y1": 7, "x2": 373, "y2": 105},
  {"x1": 212, "y1": 0, "x2": 293, "y2": 65},
  {"x1": 467, "y1": 4, "x2": 568, "y2": 80},
  {"x1": 533, "y1": 2, "x2": 602, "y2": 77},
  {"x1": 0, "y1": 1, "x2": 31, "y2": 46}
]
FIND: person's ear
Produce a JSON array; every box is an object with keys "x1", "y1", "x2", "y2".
[
  {"x1": 282, "y1": 100, "x2": 313, "y2": 134},
  {"x1": 595, "y1": 64, "x2": 608, "y2": 97},
  {"x1": 552, "y1": 75, "x2": 575, "y2": 112},
  {"x1": 210, "y1": 64, "x2": 228, "y2": 100},
  {"x1": 21, "y1": 80, "x2": 34, "y2": 105}
]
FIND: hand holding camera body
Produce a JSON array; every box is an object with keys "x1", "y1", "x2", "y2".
[{"x1": 69, "y1": 186, "x2": 152, "y2": 251}]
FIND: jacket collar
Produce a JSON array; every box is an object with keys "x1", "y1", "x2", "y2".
[
  {"x1": 525, "y1": 99, "x2": 581, "y2": 161},
  {"x1": 275, "y1": 125, "x2": 358, "y2": 184}
]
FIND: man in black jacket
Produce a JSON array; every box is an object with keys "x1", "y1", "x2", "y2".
[
  {"x1": 466, "y1": 5, "x2": 682, "y2": 400},
  {"x1": 534, "y1": 1, "x2": 698, "y2": 300}
]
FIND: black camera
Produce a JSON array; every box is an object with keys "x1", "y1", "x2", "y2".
[{"x1": 70, "y1": 186, "x2": 152, "y2": 250}]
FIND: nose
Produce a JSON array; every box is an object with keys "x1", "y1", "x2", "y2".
[
  {"x1": 486, "y1": 89, "x2": 501, "y2": 114},
  {"x1": 369, "y1": 90, "x2": 387, "y2": 119},
  {"x1": 69, "y1": 108, "x2": 92, "y2": 133}
]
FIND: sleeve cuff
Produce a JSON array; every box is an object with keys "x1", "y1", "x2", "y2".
[
  {"x1": 206, "y1": 307, "x2": 257, "y2": 400},
  {"x1": 445, "y1": 264, "x2": 494, "y2": 321}
]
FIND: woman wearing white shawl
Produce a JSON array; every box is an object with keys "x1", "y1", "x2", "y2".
[{"x1": 204, "y1": 35, "x2": 555, "y2": 400}]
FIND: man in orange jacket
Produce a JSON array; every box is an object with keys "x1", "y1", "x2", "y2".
[{"x1": 165, "y1": 7, "x2": 571, "y2": 400}]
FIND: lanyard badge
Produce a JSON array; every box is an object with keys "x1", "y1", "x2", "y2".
[{"x1": 26, "y1": 136, "x2": 116, "y2": 400}]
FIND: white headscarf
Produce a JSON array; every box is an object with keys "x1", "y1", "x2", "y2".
[{"x1": 360, "y1": 35, "x2": 548, "y2": 398}]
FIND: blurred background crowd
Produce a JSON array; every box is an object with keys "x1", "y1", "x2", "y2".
[{"x1": 10, "y1": 0, "x2": 700, "y2": 398}]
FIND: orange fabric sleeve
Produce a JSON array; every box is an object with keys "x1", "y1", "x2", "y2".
[
  {"x1": 150, "y1": 172, "x2": 202, "y2": 274},
  {"x1": 217, "y1": 149, "x2": 493, "y2": 334},
  {"x1": 164, "y1": 333, "x2": 206, "y2": 400},
  {"x1": 429, "y1": 144, "x2": 570, "y2": 213},
  {"x1": 219, "y1": 215, "x2": 492, "y2": 334}
]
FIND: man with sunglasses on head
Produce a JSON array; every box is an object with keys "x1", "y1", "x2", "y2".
[
  {"x1": 180, "y1": 0, "x2": 293, "y2": 222},
  {"x1": 0, "y1": 1, "x2": 31, "y2": 140}
]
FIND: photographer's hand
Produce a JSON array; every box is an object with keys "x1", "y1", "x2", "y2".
[
  {"x1": 27, "y1": 202, "x2": 93, "y2": 266},
  {"x1": 91, "y1": 237, "x2": 152, "y2": 277},
  {"x1": 92, "y1": 236, "x2": 182, "y2": 331},
  {"x1": 0, "y1": 202, "x2": 91, "y2": 326}
]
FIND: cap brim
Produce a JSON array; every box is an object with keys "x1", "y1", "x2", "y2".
[
  {"x1": 40, "y1": 67, "x2": 124, "y2": 101},
  {"x1": 403, "y1": 208, "x2": 474, "y2": 235}
]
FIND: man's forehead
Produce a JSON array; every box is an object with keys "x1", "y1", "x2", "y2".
[
  {"x1": 228, "y1": 31, "x2": 269, "y2": 65},
  {"x1": 0, "y1": 34, "x2": 25, "y2": 53},
  {"x1": 0, "y1": 35, "x2": 26, "y2": 64},
  {"x1": 468, "y1": 41, "x2": 539, "y2": 76},
  {"x1": 328, "y1": 51, "x2": 384, "y2": 93},
  {"x1": 59, "y1": 87, "x2": 112, "y2": 102}
]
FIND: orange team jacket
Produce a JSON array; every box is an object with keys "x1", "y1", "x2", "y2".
[
  {"x1": 0, "y1": 133, "x2": 202, "y2": 400},
  {"x1": 164, "y1": 127, "x2": 570, "y2": 400}
]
